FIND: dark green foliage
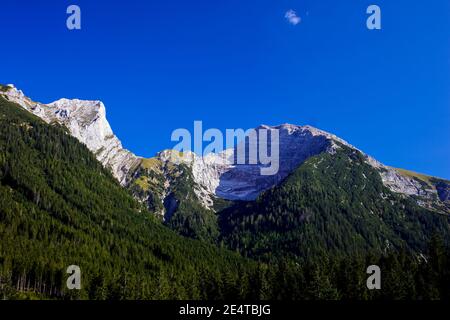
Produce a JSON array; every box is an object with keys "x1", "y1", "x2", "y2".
[
  {"x1": 262, "y1": 238, "x2": 450, "y2": 300},
  {"x1": 166, "y1": 196, "x2": 220, "y2": 243},
  {"x1": 219, "y1": 147, "x2": 450, "y2": 262}
]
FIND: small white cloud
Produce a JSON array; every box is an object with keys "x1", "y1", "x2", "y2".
[{"x1": 285, "y1": 9, "x2": 301, "y2": 25}]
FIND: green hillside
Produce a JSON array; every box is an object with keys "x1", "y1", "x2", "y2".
[{"x1": 219, "y1": 146, "x2": 450, "y2": 262}]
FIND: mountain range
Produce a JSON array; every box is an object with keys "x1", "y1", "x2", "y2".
[
  {"x1": 1, "y1": 83, "x2": 449, "y2": 299},
  {"x1": 2, "y1": 84, "x2": 448, "y2": 218}
]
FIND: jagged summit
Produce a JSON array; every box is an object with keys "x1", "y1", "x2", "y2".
[{"x1": 0, "y1": 85, "x2": 140, "y2": 184}]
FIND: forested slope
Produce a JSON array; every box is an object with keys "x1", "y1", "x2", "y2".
[{"x1": 219, "y1": 146, "x2": 450, "y2": 262}]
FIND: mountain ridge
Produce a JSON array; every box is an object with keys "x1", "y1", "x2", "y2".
[{"x1": 1, "y1": 84, "x2": 448, "y2": 216}]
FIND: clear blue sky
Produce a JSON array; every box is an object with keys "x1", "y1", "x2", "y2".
[{"x1": 1, "y1": 0, "x2": 449, "y2": 178}]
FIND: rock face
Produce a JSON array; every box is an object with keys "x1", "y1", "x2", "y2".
[
  {"x1": 171, "y1": 124, "x2": 345, "y2": 201},
  {"x1": 1, "y1": 85, "x2": 140, "y2": 184},
  {"x1": 2, "y1": 84, "x2": 448, "y2": 214},
  {"x1": 161, "y1": 124, "x2": 447, "y2": 205}
]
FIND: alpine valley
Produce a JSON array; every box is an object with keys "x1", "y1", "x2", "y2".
[{"x1": 0, "y1": 84, "x2": 449, "y2": 300}]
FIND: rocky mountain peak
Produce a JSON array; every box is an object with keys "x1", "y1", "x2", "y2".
[
  {"x1": 0, "y1": 85, "x2": 140, "y2": 184},
  {"x1": 185, "y1": 123, "x2": 347, "y2": 201}
]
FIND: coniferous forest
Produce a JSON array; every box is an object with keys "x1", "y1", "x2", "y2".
[{"x1": 0, "y1": 95, "x2": 450, "y2": 300}]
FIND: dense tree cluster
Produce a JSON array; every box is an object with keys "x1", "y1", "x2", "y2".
[
  {"x1": 219, "y1": 147, "x2": 450, "y2": 263},
  {"x1": 257, "y1": 236, "x2": 450, "y2": 300}
]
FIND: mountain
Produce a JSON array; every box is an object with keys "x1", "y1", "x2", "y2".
[
  {"x1": 1, "y1": 84, "x2": 450, "y2": 300},
  {"x1": 157, "y1": 123, "x2": 450, "y2": 211},
  {"x1": 0, "y1": 93, "x2": 265, "y2": 299},
  {"x1": 1, "y1": 84, "x2": 140, "y2": 185}
]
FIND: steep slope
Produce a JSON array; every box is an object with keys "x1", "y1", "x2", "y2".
[
  {"x1": 0, "y1": 95, "x2": 260, "y2": 299},
  {"x1": 1, "y1": 85, "x2": 219, "y2": 237},
  {"x1": 129, "y1": 152, "x2": 220, "y2": 242},
  {"x1": 0, "y1": 84, "x2": 140, "y2": 184},
  {"x1": 394, "y1": 168, "x2": 450, "y2": 213},
  {"x1": 219, "y1": 145, "x2": 450, "y2": 262}
]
